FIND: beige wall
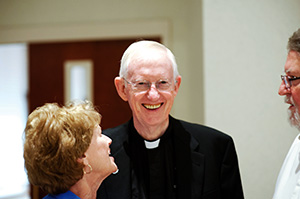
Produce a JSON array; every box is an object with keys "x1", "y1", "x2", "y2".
[
  {"x1": 203, "y1": 0, "x2": 300, "y2": 198},
  {"x1": 1, "y1": 0, "x2": 300, "y2": 198}
]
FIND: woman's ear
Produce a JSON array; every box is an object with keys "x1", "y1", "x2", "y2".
[
  {"x1": 77, "y1": 154, "x2": 93, "y2": 175},
  {"x1": 77, "y1": 154, "x2": 87, "y2": 164},
  {"x1": 114, "y1": 77, "x2": 128, "y2": 101}
]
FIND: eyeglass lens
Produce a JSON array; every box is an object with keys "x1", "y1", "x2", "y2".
[
  {"x1": 127, "y1": 79, "x2": 172, "y2": 92},
  {"x1": 281, "y1": 75, "x2": 291, "y2": 89}
]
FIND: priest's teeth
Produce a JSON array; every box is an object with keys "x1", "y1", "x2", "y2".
[{"x1": 144, "y1": 104, "x2": 161, "y2": 109}]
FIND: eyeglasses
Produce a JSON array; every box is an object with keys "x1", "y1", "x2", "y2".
[
  {"x1": 123, "y1": 78, "x2": 174, "y2": 92},
  {"x1": 281, "y1": 75, "x2": 300, "y2": 89}
]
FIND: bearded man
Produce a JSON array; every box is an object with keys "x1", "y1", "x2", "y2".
[{"x1": 274, "y1": 28, "x2": 300, "y2": 198}]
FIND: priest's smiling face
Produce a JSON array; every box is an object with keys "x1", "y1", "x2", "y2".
[{"x1": 115, "y1": 47, "x2": 181, "y2": 140}]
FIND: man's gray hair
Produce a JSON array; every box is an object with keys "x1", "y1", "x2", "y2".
[
  {"x1": 119, "y1": 40, "x2": 179, "y2": 80},
  {"x1": 288, "y1": 28, "x2": 300, "y2": 53}
]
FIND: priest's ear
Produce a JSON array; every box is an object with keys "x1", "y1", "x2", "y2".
[
  {"x1": 173, "y1": 75, "x2": 182, "y2": 96},
  {"x1": 114, "y1": 77, "x2": 128, "y2": 101}
]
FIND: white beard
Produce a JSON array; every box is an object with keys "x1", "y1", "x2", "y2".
[{"x1": 287, "y1": 96, "x2": 300, "y2": 131}]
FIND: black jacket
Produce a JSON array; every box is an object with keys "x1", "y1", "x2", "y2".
[{"x1": 97, "y1": 116, "x2": 244, "y2": 199}]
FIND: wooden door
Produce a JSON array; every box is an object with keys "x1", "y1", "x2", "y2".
[{"x1": 28, "y1": 37, "x2": 160, "y2": 198}]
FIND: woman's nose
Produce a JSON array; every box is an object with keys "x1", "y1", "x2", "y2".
[{"x1": 104, "y1": 135, "x2": 112, "y2": 145}]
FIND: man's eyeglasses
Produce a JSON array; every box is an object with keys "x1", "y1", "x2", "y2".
[
  {"x1": 123, "y1": 78, "x2": 174, "y2": 92},
  {"x1": 281, "y1": 75, "x2": 300, "y2": 89}
]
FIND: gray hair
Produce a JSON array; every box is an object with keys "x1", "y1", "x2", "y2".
[
  {"x1": 288, "y1": 28, "x2": 300, "y2": 53},
  {"x1": 119, "y1": 40, "x2": 179, "y2": 80}
]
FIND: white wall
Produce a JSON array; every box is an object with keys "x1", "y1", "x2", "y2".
[
  {"x1": 1, "y1": 0, "x2": 300, "y2": 198},
  {"x1": 0, "y1": 44, "x2": 29, "y2": 198},
  {"x1": 203, "y1": 0, "x2": 300, "y2": 198}
]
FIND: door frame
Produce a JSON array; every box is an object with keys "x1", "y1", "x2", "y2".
[{"x1": 0, "y1": 20, "x2": 170, "y2": 46}]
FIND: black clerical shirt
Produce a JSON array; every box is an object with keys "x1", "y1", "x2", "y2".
[{"x1": 128, "y1": 122, "x2": 176, "y2": 199}]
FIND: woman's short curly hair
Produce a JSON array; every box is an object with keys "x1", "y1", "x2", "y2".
[
  {"x1": 288, "y1": 28, "x2": 300, "y2": 53},
  {"x1": 23, "y1": 101, "x2": 101, "y2": 195}
]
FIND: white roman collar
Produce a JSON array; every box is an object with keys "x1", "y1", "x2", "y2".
[{"x1": 144, "y1": 138, "x2": 160, "y2": 149}]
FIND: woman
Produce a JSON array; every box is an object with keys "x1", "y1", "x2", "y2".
[{"x1": 23, "y1": 101, "x2": 118, "y2": 199}]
